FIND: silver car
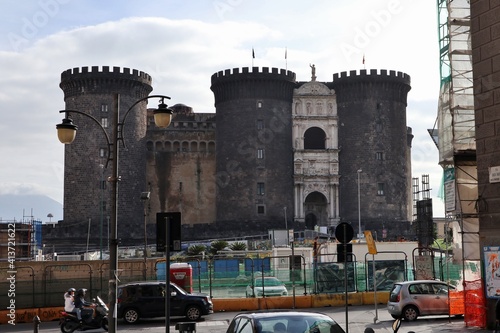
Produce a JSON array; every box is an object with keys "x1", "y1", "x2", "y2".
[
  {"x1": 246, "y1": 277, "x2": 288, "y2": 297},
  {"x1": 387, "y1": 280, "x2": 458, "y2": 321},
  {"x1": 226, "y1": 310, "x2": 345, "y2": 333}
]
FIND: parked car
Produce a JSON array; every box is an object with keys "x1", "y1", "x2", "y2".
[
  {"x1": 387, "y1": 280, "x2": 459, "y2": 321},
  {"x1": 226, "y1": 310, "x2": 345, "y2": 333},
  {"x1": 117, "y1": 281, "x2": 213, "y2": 324},
  {"x1": 246, "y1": 277, "x2": 288, "y2": 297}
]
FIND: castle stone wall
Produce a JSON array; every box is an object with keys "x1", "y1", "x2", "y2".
[{"x1": 332, "y1": 69, "x2": 412, "y2": 236}]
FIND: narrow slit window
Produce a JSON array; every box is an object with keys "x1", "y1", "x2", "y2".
[
  {"x1": 257, "y1": 148, "x2": 264, "y2": 159},
  {"x1": 257, "y1": 119, "x2": 264, "y2": 129},
  {"x1": 257, "y1": 182, "x2": 265, "y2": 195},
  {"x1": 377, "y1": 183, "x2": 385, "y2": 196}
]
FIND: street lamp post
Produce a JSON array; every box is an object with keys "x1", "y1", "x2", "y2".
[
  {"x1": 357, "y1": 169, "x2": 362, "y2": 241},
  {"x1": 56, "y1": 93, "x2": 173, "y2": 333},
  {"x1": 100, "y1": 163, "x2": 105, "y2": 260},
  {"x1": 284, "y1": 206, "x2": 288, "y2": 245},
  {"x1": 141, "y1": 191, "x2": 151, "y2": 280}
]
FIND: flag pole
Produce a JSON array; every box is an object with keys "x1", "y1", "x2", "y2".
[{"x1": 285, "y1": 47, "x2": 288, "y2": 71}]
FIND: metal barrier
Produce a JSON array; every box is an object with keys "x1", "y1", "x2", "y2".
[{"x1": 0, "y1": 253, "x2": 472, "y2": 309}]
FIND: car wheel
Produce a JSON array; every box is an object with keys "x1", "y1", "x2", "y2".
[
  {"x1": 402, "y1": 305, "x2": 419, "y2": 321},
  {"x1": 123, "y1": 308, "x2": 140, "y2": 324},
  {"x1": 185, "y1": 305, "x2": 202, "y2": 321}
]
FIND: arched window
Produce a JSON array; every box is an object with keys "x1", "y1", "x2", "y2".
[{"x1": 304, "y1": 127, "x2": 326, "y2": 149}]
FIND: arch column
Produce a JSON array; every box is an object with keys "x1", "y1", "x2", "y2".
[{"x1": 328, "y1": 184, "x2": 336, "y2": 225}]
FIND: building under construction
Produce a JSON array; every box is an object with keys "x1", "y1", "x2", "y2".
[
  {"x1": 0, "y1": 217, "x2": 42, "y2": 260},
  {"x1": 434, "y1": 0, "x2": 478, "y2": 264},
  {"x1": 431, "y1": 0, "x2": 500, "y2": 329}
]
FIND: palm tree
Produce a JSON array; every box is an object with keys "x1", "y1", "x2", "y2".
[
  {"x1": 209, "y1": 240, "x2": 228, "y2": 255},
  {"x1": 187, "y1": 244, "x2": 206, "y2": 256},
  {"x1": 229, "y1": 242, "x2": 247, "y2": 251}
]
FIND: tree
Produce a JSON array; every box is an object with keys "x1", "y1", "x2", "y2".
[
  {"x1": 187, "y1": 244, "x2": 206, "y2": 256},
  {"x1": 209, "y1": 240, "x2": 228, "y2": 255},
  {"x1": 229, "y1": 242, "x2": 247, "y2": 251}
]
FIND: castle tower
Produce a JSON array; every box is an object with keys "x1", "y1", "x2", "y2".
[
  {"x1": 145, "y1": 105, "x2": 217, "y2": 232},
  {"x1": 331, "y1": 69, "x2": 412, "y2": 238},
  {"x1": 57, "y1": 66, "x2": 153, "y2": 250},
  {"x1": 210, "y1": 67, "x2": 296, "y2": 228}
]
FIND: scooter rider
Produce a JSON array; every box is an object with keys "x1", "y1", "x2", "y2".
[
  {"x1": 63, "y1": 288, "x2": 82, "y2": 321},
  {"x1": 74, "y1": 288, "x2": 95, "y2": 323}
]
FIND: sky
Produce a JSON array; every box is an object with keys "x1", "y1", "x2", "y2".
[{"x1": 0, "y1": 0, "x2": 444, "y2": 222}]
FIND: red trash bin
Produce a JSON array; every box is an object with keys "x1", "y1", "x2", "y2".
[{"x1": 170, "y1": 263, "x2": 193, "y2": 293}]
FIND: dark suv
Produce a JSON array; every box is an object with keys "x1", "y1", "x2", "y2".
[{"x1": 117, "y1": 281, "x2": 213, "y2": 324}]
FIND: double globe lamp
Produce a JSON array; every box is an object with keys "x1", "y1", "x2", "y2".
[{"x1": 55, "y1": 94, "x2": 173, "y2": 333}]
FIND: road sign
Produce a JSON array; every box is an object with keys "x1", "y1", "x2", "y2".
[
  {"x1": 364, "y1": 230, "x2": 378, "y2": 254},
  {"x1": 156, "y1": 212, "x2": 182, "y2": 252},
  {"x1": 335, "y1": 222, "x2": 354, "y2": 244}
]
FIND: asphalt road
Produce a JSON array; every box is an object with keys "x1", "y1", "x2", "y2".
[{"x1": 3, "y1": 304, "x2": 488, "y2": 333}]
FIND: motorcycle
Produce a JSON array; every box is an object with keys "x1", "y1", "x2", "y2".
[{"x1": 59, "y1": 296, "x2": 109, "y2": 332}]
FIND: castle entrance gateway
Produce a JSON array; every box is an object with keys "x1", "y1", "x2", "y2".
[
  {"x1": 304, "y1": 191, "x2": 327, "y2": 230},
  {"x1": 292, "y1": 69, "x2": 339, "y2": 228}
]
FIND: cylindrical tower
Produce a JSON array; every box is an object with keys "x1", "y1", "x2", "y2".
[
  {"x1": 211, "y1": 67, "x2": 296, "y2": 228},
  {"x1": 332, "y1": 69, "x2": 412, "y2": 237},
  {"x1": 58, "y1": 66, "x2": 153, "y2": 250}
]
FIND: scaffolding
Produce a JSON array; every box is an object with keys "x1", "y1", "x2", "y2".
[
  {"x1": 435, "y1": 1, "x2": 483, "y2": 328},
  {"x1": 435, "y1": 0, "x2": 478, "y2": 262},
  {"x1": 437, "y1": 0, "x2": 475, "y2": 163},
  {"x1": 0, "y1": 214, "x2": 42, "y2": 261}
]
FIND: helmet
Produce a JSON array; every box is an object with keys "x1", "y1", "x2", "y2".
[
  {"x1": 67, "y1": 288, "x2": 76, "y2": 293},
  {"x1": 77, "y1": 288, "x2": 87, "y2": 296}
]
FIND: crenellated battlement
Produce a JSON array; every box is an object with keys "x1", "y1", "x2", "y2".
[
  {"x1": 60, "y1": 66, "x2": 153, "y2": 98},
  {"x1": 210, "y1": 67, "x2": 296, "y2": 105},
  {"x1": 211, "y1": 66, "x2": 296, "y2": 83},
  {"x1": 333, "y1": 69, "x2": 410, "y2": 85},
  {"x1": 61, "y1": 66, "x2": 152, "y2": 84}
]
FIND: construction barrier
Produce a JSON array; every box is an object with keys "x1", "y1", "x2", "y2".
[{"x1": 0, "y1": 292, "x2": 389, "y2": 325}]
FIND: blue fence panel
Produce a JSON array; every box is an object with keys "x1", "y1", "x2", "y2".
[
  {"x1": 244, "y1": 258, "x2": 271, "y2": 275},
  {"x1": 188, "y1": 260, "x2": 208, "y2": 278},
  {"x1": 214, "y1": 259, "x2": 239, "y2": 278}
]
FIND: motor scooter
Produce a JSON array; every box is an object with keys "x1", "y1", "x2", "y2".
[
  {"x1": 389, "y1": 318, "x2": 415, "y2": 333},
  {"x1": 59, "y1": 295, "x2": 109, "y2": 332},
  {"x1": 392, "y1": 318, "x2": 402, "y2": 333},
  {"x1": 364, "y1": 318, "x2": 407, "y2": 333}
]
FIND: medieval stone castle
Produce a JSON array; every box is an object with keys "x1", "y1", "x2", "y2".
[{"x1": 45, "y1": 65, "x2": 413, "y2": 252}]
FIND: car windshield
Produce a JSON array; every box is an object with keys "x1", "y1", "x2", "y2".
[
  {"x1": 254, "y1": 315, "x2": 344, "y2": 333},
  {"x1": 255, "y1": 278, "x2": 282, "y2": 287},
  {"x1": 170, "y1": 282, "x2": 187, "y2": 295}
]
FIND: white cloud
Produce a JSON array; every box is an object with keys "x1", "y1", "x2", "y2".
[{"x1": 0, "y1": 1, "x2": 446, "y2": 219}]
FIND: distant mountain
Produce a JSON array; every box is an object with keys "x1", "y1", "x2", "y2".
[{"x1": 0, "y1": 194, "x2": 63, "y2": 222}]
